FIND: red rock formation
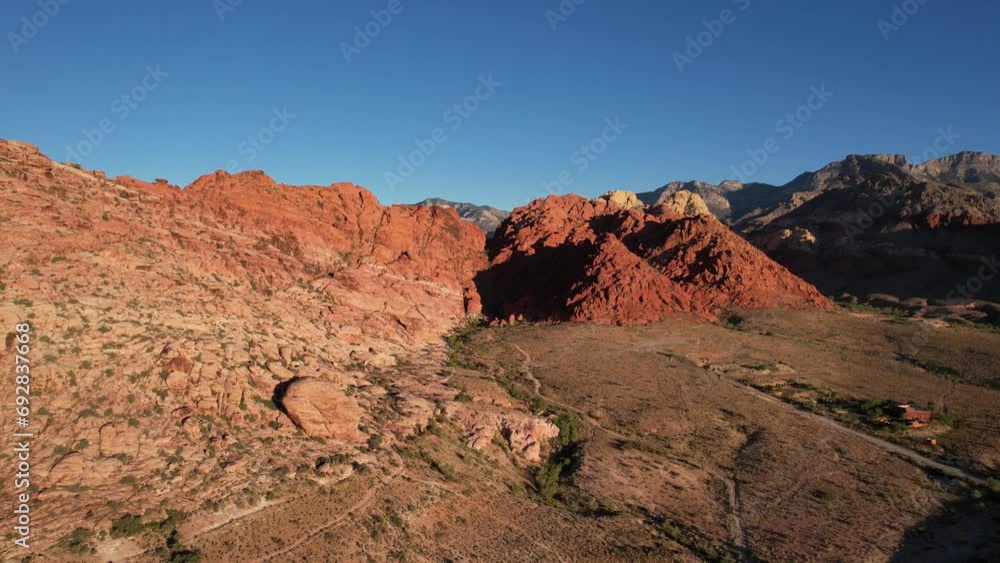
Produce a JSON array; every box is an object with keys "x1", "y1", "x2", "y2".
[
  {"x1": 481, "y1": 193, "x2": 830, "y2": 325},
  {"x1": 278, "y1": 377, "x2": 364, "y2": 442},
  {"x1": 171, "y1": 169, "x2": 486, "y2": 299},
  {"x1": 0, "y1": 139, "x2": 489, "y2": 527}
]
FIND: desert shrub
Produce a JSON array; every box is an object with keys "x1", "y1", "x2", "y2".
[
  {"x1": 431, "y1": 459, "x2": 456, "y2": 480},
  {"x1": 426, "y1": 420, "x2": 445, "y2": 438},
  {"x1": 722, "y1": 313, "x2": 746, "y2": 330},
  {"x1": 165, "y1": 529, "x2": 202, "y2": 562},
  {"x1": 58, "y1": 527, "x2": 93, "y2": 554},
  {"x1": 534, "y1": 411, "x2": 586, "y2": 499},
  {"x1": 813, "y1": 489, "x2": 835, "y2": 502},
  {"x1": 554, "y1": 411, "x2": 585, "y2": 448},
  {"x1": 254, "y1": 396, "x2": 277, "y2": 410},
  {"x1": 443, "y1": 318, "x2": 481, "y2": 368},
  {"x1": 109, "y1": 514, "x2": 144, "y2": 538},
  {"x1": 660, "y1": 518, "x2": 735, "y2": 563},
  {"x1": 988, "y1": 478, "x2": 1000, "y2": 495},
  {"x1": 534, "y1": 461, "x2": 564, "y2": 499}
]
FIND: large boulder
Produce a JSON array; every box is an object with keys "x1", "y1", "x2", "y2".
[
  {"x1": 278, "y1": 378, "x2": 364, "y2": 443},
  {"x1": 659, "y1": 190, "x2": 712, "y2": 217},
  {"x1": 597, "y1": 190, "x2": 643, "y2": 210}
]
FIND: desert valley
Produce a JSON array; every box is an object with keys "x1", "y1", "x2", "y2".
[{"x1": 1, "y1": 137, "x2": 998, "y2": 562}]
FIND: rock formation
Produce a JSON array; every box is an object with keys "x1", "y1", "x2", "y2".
[
  {"x1": 480, "y1": 192, "x2": 830, "y2": 325},
  {"x1": 637, "y1": 152, "x2": 1000, "y2": 302},
  {"x1": 278, "y1": 378, "x2": 364, "y2": 442},
  {"x1": 659, "y1": 190, "x2": 712, "y2": 217},
  {"x1": 0, "y1": 139, "x2": 488, "y2": 546}
]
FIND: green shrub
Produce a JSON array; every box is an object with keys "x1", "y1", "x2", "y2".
[
  {"x1": 813, "y1": 489, "x2": 835, "y2": 502},
  {"x1": 109, "y1": 514, "x2": 144, "y2": 538},
  {"x1": 58, "y1": 527, "x2": 93, "y2": 554}
]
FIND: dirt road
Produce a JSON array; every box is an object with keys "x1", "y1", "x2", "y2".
[
  {"x1": 511, "y1": 338, "x2": 987, "y2": 488},
  {"x1": 722, "y1": 379, "x2": 989, "y2": 487}
]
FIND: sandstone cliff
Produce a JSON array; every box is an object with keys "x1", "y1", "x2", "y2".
[{"x1": 480, "y1": 192, "x2": 830, "y2": 325}]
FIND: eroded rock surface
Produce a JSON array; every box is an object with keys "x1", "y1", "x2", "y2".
[
  {"x1": 279, "y1": 378, "x2": 364, "y2": 442},
  {"x1": 481, "y1": 192, "x2": 829, "y2": 325}
]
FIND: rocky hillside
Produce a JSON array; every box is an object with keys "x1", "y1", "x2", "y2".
[
  {"x1": 0, "y1": 139, "x2": 511, "y2": 552},
  {"x1": 639, "y1": 152, "x2": 1000, "y2": 231},
  {"x1": 738, "y1": 154, "x2": 1000, "y2": 302},
  {"x1": 413, "y1": 198, "x2": 510, "y2": 236},
  {"x1": 915, "y1": 151, "x2": 1000, "y2": 192},
  {"x1": 479, "y1": 190, "x2": 830, "y2": 325},
  {"x1": 640, "y1": 152, "x2": 1000, "y2": 303}
]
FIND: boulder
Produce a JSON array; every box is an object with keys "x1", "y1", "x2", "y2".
[
  {"x1": 659, "y1": 190, "x2": 712, "y2": 217},
  {"x1": 278, "y1": 378, "x2": 364, "y2": 443},
  {"x1": 597, "y1": 190, "x2": 643, "y2": 210}
]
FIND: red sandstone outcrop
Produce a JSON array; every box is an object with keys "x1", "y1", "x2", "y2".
[
  {"x1": 0, "y1": 138, "x2": 488, "y2": 547},
  {"x1": 481, "y1": 193, "x2": 830, "y2": 325},
  {"x1": 278, "y1": 378, "x2": 364, "y2": 442}
]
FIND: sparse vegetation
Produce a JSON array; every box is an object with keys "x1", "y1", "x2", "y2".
[
  {"x1": 444, "y1": 318, "x2": 482, "y2": 368},
  {"x1": 110, "y1": 514, "x2": 144, "y2": 538},
  {"x1": 659, "y1": 517, "x2": 735, "y2": 563},
  {"x1": 57, "y1": 527, "x2": 94, "y2": 555},
  {"x1": 813, "y1": 489, "x2": 836, "y2": 502},
  {"x1": 534, "y1": 411, "x2": 586, "y2": 501}
]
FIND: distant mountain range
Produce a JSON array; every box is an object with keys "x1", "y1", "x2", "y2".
[
  {"x1": 428, "y1": 152, "x2": 1000, "y2": 303},
  {"x1": 413, "y1": 198, "x2": 511, "y2": 236},
  {"x1": 638, "y1": 152, "x2": 1000, "y2": 302},
  {"x1": 636, "y1": 151, "x2": 1000, "y2": 231}
]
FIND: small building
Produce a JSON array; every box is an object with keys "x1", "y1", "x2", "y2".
[{"x1": 895, "y1": 404, "x2": 932, "y2": 424}]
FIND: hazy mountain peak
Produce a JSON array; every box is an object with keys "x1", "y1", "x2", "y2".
[{"x1": 414, "y1": 198, "x2": 511, "y2": 236}]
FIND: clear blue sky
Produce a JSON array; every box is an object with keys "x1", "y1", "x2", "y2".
[{"x1": 2, "y1": 0, "x2": 998, "y2": 210}]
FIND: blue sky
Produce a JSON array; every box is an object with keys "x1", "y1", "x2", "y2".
[{"x1": 2, "y1": 0, "x2": 998, "y2": 210}]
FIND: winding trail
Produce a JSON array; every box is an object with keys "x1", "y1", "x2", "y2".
[
  {"x1": 255, "y1": 453, "x2": 405, "y2": 562},
  {"x1": 510, "y1": 343, "x2": 542, "y2": 394}
]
